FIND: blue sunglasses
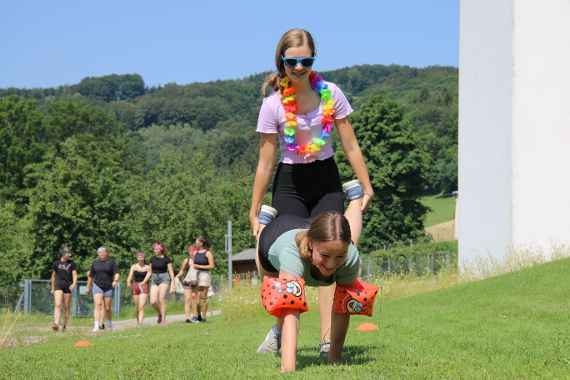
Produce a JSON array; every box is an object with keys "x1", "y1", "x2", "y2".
[{"x1": 281, "y1": 56, "x2": 316, "y2": 68}]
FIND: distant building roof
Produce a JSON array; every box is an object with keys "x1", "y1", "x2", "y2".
[{"x1": 231, "y1": 248, "x2": 256, "y2": 262}]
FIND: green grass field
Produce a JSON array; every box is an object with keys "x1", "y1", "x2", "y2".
[
  {"x1": 2, "y1": 259, "x2": 569, "y2": 379},
  {"x1": 421, "y1": 195, "x2": 456, "y2": 227}
]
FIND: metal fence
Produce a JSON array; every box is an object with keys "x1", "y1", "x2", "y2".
[
  {"x1": 17, "y1": 280, "x2": 121, "y2": 316},
  {"x1": 226, "y1": 252, "x2": 456, "y2": 287},
  {"x1": 13, "y1": 275, "x2": 227, "y2": 316},
  {"x1": 10, "y1": 253, "x2": 454, "y2": 315},
  {"x1": 360, "y1": 251, "x2": 456, "y2": 278}
]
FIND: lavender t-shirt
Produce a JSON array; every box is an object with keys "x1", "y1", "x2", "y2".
[{"x1": 256, "y1": 81, "x2": 353, "y2": 164}]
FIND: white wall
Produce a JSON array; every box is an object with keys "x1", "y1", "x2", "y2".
[
  {"x1": 459, "y1": 0, "x2": 513, "y2": 269},
  {"x1": 512, "y1": 1, "x2": 570, "y2": 253},
  {"x1": 459, "y1": 0, "x2": 570, "y2": 269}
]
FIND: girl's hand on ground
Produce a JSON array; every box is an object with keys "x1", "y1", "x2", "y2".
[{"x1": 361, "y1": 191, "x2": 374, "y2": 212}]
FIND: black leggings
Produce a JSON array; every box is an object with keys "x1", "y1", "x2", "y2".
[
  {"x1": 271, "y1": 157, "x2": 344, "y2": 218},
  {"x1": 258, "y1": 214, "x2": 310, "y2": 273}
]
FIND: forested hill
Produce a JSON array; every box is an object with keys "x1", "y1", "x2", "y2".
[
  {"x1": 1, "y1": 64, "x2": 457, "y2": 192},
  {"x1": 0, "y1": 64, "x2": 457, "y2": 297}
]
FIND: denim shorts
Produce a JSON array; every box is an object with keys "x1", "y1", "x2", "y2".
[
  {"x1": 93, "y1": 283, "x2": 114, "y2": 298},
  {"x1": 151, "y1": 272, "x2": 171, "y2": 286}
]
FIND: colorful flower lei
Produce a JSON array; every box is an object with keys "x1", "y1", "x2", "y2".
[{"x1": 279, "y1": 72, "x2": 336, "y2": 158}]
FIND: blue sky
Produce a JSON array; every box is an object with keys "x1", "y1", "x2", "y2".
[{"x1": 0, "y1": 1, "x2": 458, "y2": 88}]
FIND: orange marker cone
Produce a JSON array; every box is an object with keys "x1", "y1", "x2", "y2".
[
  {"x1": 356, "y1": 322, "x2": 379, "y2": 332},
  {"x1": 74, "y1": 339, "x2": 91, "y2": 348}
]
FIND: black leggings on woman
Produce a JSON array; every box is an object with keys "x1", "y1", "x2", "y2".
[{"x1": 271, "y1": 157, "x2": 344, "y2": 218}]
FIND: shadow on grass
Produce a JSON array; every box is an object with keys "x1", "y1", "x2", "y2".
[{"x1": 295, "y1": 344, "x2": 379, "y2": 370}]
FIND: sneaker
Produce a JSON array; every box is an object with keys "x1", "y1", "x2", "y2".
[
  {"x1": 257, "y1": 205, "x2": 278, "y2": 225},
  {"x1": 157, "y1": 315, "x2": 162, "y2": 324},
  {"x1": 256, "y1": 325, "x2": 281, "y2": 353},
  {"x1": 319, "y1": 342, "x2": 331, "y2": 359},
  {"x1": 197, "y1": 315, "x2": 203, "y2": 322},
  {"x1": 190, "y1": 316, "x2": 200, "y2": 324},
  {"x1": 185, "y1": 319, "x2": 191, "y2": 323},
  {"x1": 91, "y1": 326, "x2": 100, "y2": 333},
  {"x1": 342, "y1": 180, "x2": 364, "y2": 201},
  {"x1": 51, "y1": 323, "x2": 59, "y2": 332},
  {"x1": 106, "y1": 321, "x2": 113, "y2": 330},
  {"x1": 61, "y1": 325, "x2": 67, "y2": 332},
  {"x1": 100, "y1": 323, "x2": 105, "y2": 330}
]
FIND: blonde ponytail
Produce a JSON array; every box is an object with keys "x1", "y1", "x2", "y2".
[{"x1": 261, "y1": 72, "x2": 282, "y2": 97}]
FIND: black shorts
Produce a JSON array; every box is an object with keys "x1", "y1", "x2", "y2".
[
  {"x1": 258, "y1": 214, "x2": 310, "y2": 273},
  {"x1": 271, "y1": 157, "x2": 344, "y2": 219},
  {"x1": 54, "y1": 284, "x2": 72, "y2": 294}
]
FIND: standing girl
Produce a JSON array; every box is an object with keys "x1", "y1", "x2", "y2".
[
  {"x1": 149, "y1": 241, "x2": 176, "y2": 324},
  {"x1": 176, "y1": 244, "x2": 199, "y2": 323},
  {"x1": 50, "y1": 245, "x2": 77, "y2": 332},
  {"x1": 87, "y1": 246, "x2": 119, "y2": 332},
  {"x1": 189, "y1": 236, "x2": 215, "y2": 323},
  {"x1": 126, "y1": 251, "x2": 151, "y2": 325},
  {"x1": 250, "y1": 28, "x2": 374, "y2": 355}
]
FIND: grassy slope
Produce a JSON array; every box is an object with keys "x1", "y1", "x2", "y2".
[
  {"x1": 421, "y1": 195, "x2": 456, "y2": 227},
  {"x1": 2, "y1": 259, "x2": 569, "y2": 379}
]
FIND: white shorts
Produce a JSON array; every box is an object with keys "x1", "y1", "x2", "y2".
[{"x1": 197, "y1": 270, "x2": 211, "y2": 287}]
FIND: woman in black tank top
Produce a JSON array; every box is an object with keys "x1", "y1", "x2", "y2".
[
  {"x1": 126, "y1": 251, "x2": 151, "y2": 325},
  {"x1": 188, "y1": 236, "x2": 215, "y2": 323},
  {"x1": 193, "y1": 250, "x2": 210, "y2": 269},
  {"x1": 133, "y1": 270, "x2": 147, "y2": 283}
]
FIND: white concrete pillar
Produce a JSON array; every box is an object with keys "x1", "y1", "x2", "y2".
[{"x1": 459, "y1": 0, "x2": 570, "y2": 270}]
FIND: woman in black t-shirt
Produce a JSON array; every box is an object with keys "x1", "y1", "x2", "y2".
[
  {"x1": 50, "y1": 245, "x2": 77, "y2": 332},
  {"x1": 149, "y1": 241, "x2": 175, "y2": 324},
  {"x1": 87, "y1": 246, "x2": 120, "y2": 332}
]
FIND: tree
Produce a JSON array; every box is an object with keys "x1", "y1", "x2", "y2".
[
  {"x1": 76, "y1": 74, "x2": 145, "y2": 102},
  {"x1": 124, "y1": 144, "x2": 253, "y2": 275},
  {"x1": 0, "y1": 96, "x2": 46, "y2": 204},
  {"x1": 0, "y1": 202, "x2": 34, "y2": 298},
  {"x1": 336, "y1": 95, "x2": 430, "y2": 250},
  {"x1": 27, "y1": 135, "x2": 136, "y2": 277},
  {"x1": 42, "y1": 98, "x2": 125, "y2": 147}
]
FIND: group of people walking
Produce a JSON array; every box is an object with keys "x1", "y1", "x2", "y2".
[{"x1": 50, "y1": 237, "x2": 215, "y2": 332}]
